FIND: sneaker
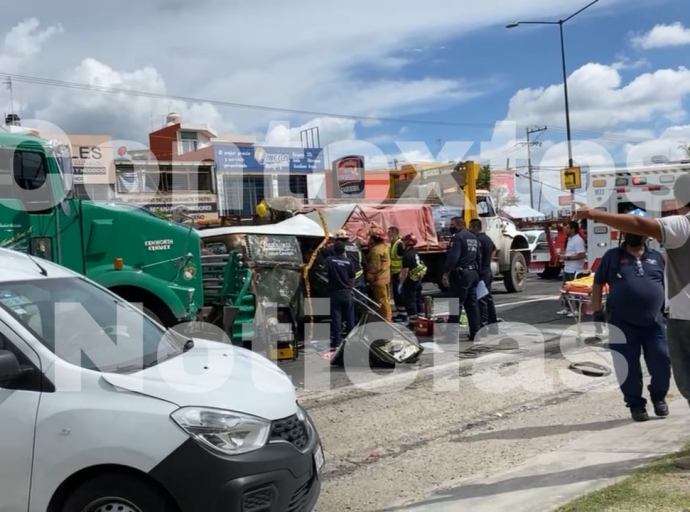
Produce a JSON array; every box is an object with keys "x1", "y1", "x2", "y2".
[
  {"x1": 556, "y1": 309, "x2": 569, "y2": 315},
  {"x1": 652, "y1": 400, "x2": 669, "y2": 417},
  {"x1": 630, "y1": 406, "x2": 649, "y2": 422},
  {"x1": 566, "y1": 312, "x2": 574, "y2": 318}
]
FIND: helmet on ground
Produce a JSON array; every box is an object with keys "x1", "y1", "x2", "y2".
[
  {"x1": 335, "y1": 229, "x2": 349, "y2": 239},
  {"x1": 402, "y1": 233, "x2": 417, "y2": 246}
]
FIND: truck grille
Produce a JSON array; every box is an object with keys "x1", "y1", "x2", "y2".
[
  {"x1": 270, "y1": 414, "x2": 309, "y2": 451},
  {"x1": 201, "y1": 254, "x2": 228, "y2": 301}
]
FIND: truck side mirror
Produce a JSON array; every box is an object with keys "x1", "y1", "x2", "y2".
[{"x1": 0, "y1": 350, "x2": 24, "y2": 384}]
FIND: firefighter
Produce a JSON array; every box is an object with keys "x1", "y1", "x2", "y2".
[
  {"x1": 398, "y1": 233, "x2": 427, "y2": 327},
  {"x1": 367, "y1": 227, "x2": 392, "y2": 321},
  {"x1": 442, "y1": 217, "x2": 481, "y2": 342},
  {"x1": 388, "y1": 226, "x2": 406, "y2": 322},
  {"x1": 335, "y1": 229, "x2": 366, "y2": 294}
]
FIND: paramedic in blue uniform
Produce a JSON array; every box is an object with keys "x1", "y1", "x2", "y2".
[
  {"x1": 591, "y1": 209, "x2": 671, "y2": 422},
  {"x1": 469, "y1": 218, "x2": 498, "y2": 333},
  {"x1": 326, "y1": 241, "x2": 356, "y2": 350},
  {"x1": 442, "y1": 217, "x2": 481, "y2": 342}
]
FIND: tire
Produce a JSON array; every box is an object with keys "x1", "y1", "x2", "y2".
[
  {"x1": 62, "y1": 473, "x2": 174, "y2": 512},
  {"x1": 503, "y1": 252, "x2": 527, "y2": 293},
  {"x1": 143, "y1": 307, "x2": 163, "y2": 325}
]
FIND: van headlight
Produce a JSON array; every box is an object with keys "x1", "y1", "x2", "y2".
[{"x1": 171, "y1": 407, "x2": 271, "y2": 456}]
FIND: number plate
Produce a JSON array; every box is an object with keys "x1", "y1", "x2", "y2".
[{"x1": 314, "y1": 444, "x2": 325, "y2": 474}]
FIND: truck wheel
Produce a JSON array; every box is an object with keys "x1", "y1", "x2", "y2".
[
  {"x1": 62, "y1": 473, "x2": 175, "y2": 512},
  {"x1": 503, "y1": 252, "x2": 527, "y2": 293}
]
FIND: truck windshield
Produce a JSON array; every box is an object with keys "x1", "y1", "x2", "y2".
[{"x1": 0, "y1": 277, "x2": 185, "y2": 373}]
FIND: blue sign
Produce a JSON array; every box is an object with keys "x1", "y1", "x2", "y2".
[{"x1": 214, "y1": 144, "x2": 324, "y2": 173}]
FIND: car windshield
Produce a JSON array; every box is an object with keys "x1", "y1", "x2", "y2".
[
  {"x1": 525, "y1": 233, "x2": 538, "y2": 243},
  {"x1": 0, "y1": 277, "x2": 185, "y2": 373}
]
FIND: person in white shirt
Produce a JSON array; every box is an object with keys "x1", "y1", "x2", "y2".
[
  {"x1": 557, "y1": 220, "x2": 587, "y2": 317},
  {"x1": 574, "y1": 172, "x2": 690, "y2": 469}
]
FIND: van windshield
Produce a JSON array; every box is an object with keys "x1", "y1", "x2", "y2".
[{"x1": 0, "y1": 277, "x2": 185, "y2": 373}]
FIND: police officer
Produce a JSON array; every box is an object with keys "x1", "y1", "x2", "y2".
[
  {"x1": 468, "y1": 218, "x2": 498, "y2": 333},
  {"x1": 591, "y1": 209, "x2": 671, "y2": 422},
  {"x1": 398, "y1": 233, "x2": 428, "y2": 327},
  {"x1": 388, "y1": 226, "x2": 406, "y2": 322},
  {"x1": 336, "y1": 229, "x2": 366, "y2": 294},
  {"x1": 442, "y1": 217, "x2": 481, "y2": 341},
  {"x1": 326, "y1": 241, "x2": 356, "y2": 351}
]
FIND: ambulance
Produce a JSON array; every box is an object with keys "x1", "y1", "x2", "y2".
[{"x1": 586, "y1": 163, "x2": 689, "y2": 267}]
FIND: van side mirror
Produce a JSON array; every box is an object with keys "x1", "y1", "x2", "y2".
[{"x1": 0, "y1": 350, "x2": 24, "y2": 383}]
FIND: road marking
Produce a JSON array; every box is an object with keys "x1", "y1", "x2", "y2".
[{"x1": 496, "y1": 295, "x2": 560, "y2": 308}]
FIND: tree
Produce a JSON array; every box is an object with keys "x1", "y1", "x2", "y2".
[
  {"x1": 680, "y1": 144, "x2": 690, "y2": 159},
  {"x1": 477, "y1": 164, "x2": 491, "y2": 190}
]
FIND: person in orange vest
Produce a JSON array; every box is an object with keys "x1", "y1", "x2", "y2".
[{"x1": 366, "y1": 227, "x2": 392, "y2": 321}]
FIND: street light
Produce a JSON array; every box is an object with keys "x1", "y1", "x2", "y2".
[{"x1": 506, "y1": 0, "x2": 599, "y2": 200}]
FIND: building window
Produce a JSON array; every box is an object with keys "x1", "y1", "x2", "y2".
[
  {"x1": 276, "y1": 174, "x2": 307, "y2": 198},
  {"x1": 179, "y1": 131, "x2": 198, "y2": 154},
  {"x1": 161, "y1": 167, "x2": 214, "y2": 193},
  {"x1": 115, "y1": 165, "x2": 160, "y2": 194},
  {"x1": 219, "y1": 175, "x2": 266, "y2": 216}
]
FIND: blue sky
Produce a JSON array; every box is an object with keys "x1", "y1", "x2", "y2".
[{"x1": 0, "y1": 0, "x2": 689, "y2": 211}]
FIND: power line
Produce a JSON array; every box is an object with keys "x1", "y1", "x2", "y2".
[{"x1": 0, "y1": 72, "x2": 677, "y2": 147}]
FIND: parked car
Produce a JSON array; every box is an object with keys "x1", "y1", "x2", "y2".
[{"x1": 0, "y1": 248, "x2": 322, "y2": 511}]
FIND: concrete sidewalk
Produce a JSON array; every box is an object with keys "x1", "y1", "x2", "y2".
[{"x1": 387, "y1": 398, "x2": 690, "y2": 511}]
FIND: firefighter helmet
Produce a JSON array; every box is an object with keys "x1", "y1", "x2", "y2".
[
  {"x1": 402, "y1": 233, "x2": 417, "y2": 246},
  {"x1": 369, "y1": 226, "x2": 386, "y2": 240},
  {"x1": 335, "y1": 229, "x2": 349, "y2": 239}
]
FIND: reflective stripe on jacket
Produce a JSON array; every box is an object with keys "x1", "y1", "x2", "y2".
[{"x1": 390, "y1": 238, "x2": 403, "y2": 274}]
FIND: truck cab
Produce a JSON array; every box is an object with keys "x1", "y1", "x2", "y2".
[{"x1": 0, "y1": 131, "x2": 204, "y2": 327}]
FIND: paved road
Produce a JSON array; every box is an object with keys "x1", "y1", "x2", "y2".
[{"x1": 280, "y1": 275, "x2": 572, "y2": 390}]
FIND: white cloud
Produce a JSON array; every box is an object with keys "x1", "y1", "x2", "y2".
[
  {"x1": 631, "y1": 22, "x2": 690, "y2": 49},
  {"x1": 506, "y1": 62, "x2": 690, "y2": 131},
  {"x1": 0, "y1": 0, "x2": 630, "y2": 141}
]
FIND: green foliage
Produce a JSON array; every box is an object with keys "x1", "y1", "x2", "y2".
[{"x1": 477, "y1": 164, "x2": 491, "y2": 190}]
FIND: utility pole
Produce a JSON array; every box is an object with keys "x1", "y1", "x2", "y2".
[
  {"x1": 3, "y1": 77, "x2": 14, "y2": 121},
  {"x1": 526, "y1": 126, "x2": 547, "y2": 208}
]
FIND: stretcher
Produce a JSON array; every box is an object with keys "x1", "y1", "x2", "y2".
[
  {"x1": 559, "y1": 273, "x2": 609, "y2": 341},
  {"x1": 330, "y1": 287, "x2": 424, "y2": 367}
]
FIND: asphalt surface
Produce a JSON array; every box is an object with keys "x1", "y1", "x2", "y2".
[{"x1": 280, "y1": 275, "x2": 573, "y2": 390}]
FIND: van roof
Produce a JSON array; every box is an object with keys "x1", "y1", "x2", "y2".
[{"x1": 0, "y1": 249, "x2": 76, "y2": 282}]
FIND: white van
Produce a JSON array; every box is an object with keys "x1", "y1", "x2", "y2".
[{"x1": 0, "y1": 249, "x2": 323, "y2": 511}]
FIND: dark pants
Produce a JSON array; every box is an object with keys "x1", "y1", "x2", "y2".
[
  {"x1": 402, "y1": 279, "x2": 423, "y2": 320},
  {"x1": 448, "y1": 268, "x2": 481, "y2": 341},
  {"x1": 479, "y1": 271, "x2": 498, "y2": 328},
  {"x1": 667, "y1": 319, "x2": 690, "y2": 407},
  {"x1": 391, "y1": 273, "x2": 404, "y2": 314},
  {"x1": 330, "y1": 289, "x2": 355, "y2": 349},
  {"x1": 609, "y1": 318, "x2": 671, "y2": 408}
]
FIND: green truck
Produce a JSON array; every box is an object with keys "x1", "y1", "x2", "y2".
[{"x1": 0, "y1": 131, "x2": 255, "y2": 343}]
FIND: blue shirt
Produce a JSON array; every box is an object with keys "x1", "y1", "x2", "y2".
[
  {"x1": 326, "y1": 255, "x2": 355, "y2": 291},
  {"x1": 443, "y1": 229, "x2": 481, "y2": 273},
  {"x1": 594, "y1": 245, "x2": 665, "y2": 326}
]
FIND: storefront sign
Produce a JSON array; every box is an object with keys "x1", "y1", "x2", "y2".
[
  {"x1": 43, "y1": 134, "x2": 115, "y2": 185},
  {"x1": 214, "y1": 145, "x2": 324, "y2": 173},
  {"x1": 116, "y1": 194, "x2": 219, "y2": 220},
  {"x1": 334, "y1": 155, "x2": 364, "y2": 195}
]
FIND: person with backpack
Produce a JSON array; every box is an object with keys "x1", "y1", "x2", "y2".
[
  {"x1": 590, "y1": 209, "x2": 670, "y2": 422},
  {"x1": 397, "y1": 233, "x2": 427, "y2": 327}
]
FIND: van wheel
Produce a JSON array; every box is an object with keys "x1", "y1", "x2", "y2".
[{"x1": 62, "y1": 473, "x2": 174, "y2": 512}]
